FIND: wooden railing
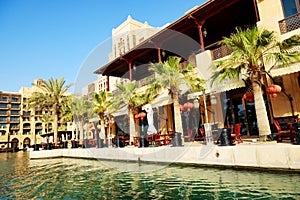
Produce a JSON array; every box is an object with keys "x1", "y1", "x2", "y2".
[{"x1": 279, "y1": 13, "x2": 300, "y2": 34}]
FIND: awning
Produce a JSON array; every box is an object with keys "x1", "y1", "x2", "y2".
[
  {"x1": 210, "y1": 79, "x2": 245, "y2": 93},
  {"x1": 89, "y1": 117, "x2": 100, "y2": 123},
  {"x1": 149, "y1": 90, "x2": 173, "y2": 108},
  {"x1": 187, "y1": 80, "x2": 245, "y2": 100},
  {"x1": 112, "y1": 106, "x2": 128, "y2": 117},
  {"x1": 269, "y1": 63, "x2": 300, "y2": 77}
]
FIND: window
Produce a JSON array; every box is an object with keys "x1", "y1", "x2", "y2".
[
  {"x1": 23, "y1": 111, "x2": 31, "y2": 115},
  {"x1": 0, "y1": 103, "x2": 7, "y2": 108},
  {"x1": 0, "y1": 117, "x2": 7, "y2": 121},
  {"x1": 11, "y1": 110, "x2": 19, "y2": 115},
  {"x1": 133, "y1": 35, "x2": 136, "y2": 47},
  {"x1": 282, "y1": 0, "x2": 300, "y2": 17},
  {"x1": 0, "y1": 110, "x2": 7, "y2": 115},
  {"x1": 10, "y1": 117, "x2": 19, "y2": 121},
  {"x1": 1, "y1": 96, "x2": 8, "y2": 101},
  {"x1": 11, "y1": 104, "x2": 19, "y2": 108},
  {"x1": 11, "y1": 97, "x2": 19, "y2": 102}
]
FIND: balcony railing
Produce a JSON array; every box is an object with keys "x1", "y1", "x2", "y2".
[
  {"x1": 279, "y1": 13, "x2": 300, "y2": 34},
  {"x1": 210, "y1": 44, "x2": 233, "y2": 61},
  {"x1": 10, "y1": 126, "x2": 20, "y2": 130}
]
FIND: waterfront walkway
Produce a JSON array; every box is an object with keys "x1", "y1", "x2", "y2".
[{"x1": 30, "y1": 142, "x2": 300, "y2": 171}]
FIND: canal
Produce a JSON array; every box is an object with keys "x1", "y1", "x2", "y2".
[{"x1": 0, "y1": 151, "x2": 299, "y2": 199}]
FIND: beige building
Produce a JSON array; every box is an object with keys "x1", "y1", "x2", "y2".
[
  {"x1": 94, "y1": 15, "x2": 160, "y2": 94},
  {"x1": 0, "y1": 79, "x2": 72, "y2": 150}
]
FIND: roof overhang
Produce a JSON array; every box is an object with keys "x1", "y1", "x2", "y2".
[{"x1": 94, "y1": 0, "x2": 242, "y2": 77}]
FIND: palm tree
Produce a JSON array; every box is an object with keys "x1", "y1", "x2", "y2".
[
  {"x1": 93, "y1": 91, "x2": 112, "y2": 141},
  {"x1": 72, "y1": 96, "x2": 94, "y2": 142},
  {"x1": 41, "y1": 113, "x2": 53, "y2": 143},
  {"x1": 113, "y1": 82, "x2": 139, "y2": 144},
  {"x1": 26, "y1": 77, "x2": 73, "y2": 144},
  {"x1": 150, "y1": 56, "x2": 195, "y2": 135},
  {"x1": 211, "y1": 27, "x2": 300, "y2": 141}
]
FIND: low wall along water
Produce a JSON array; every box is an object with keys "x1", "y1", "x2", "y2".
[{"x1": 30, "y1": 143, "x2": 300, "y2": 172}]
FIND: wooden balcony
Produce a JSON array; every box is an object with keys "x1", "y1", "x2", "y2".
[
  {"x1": 279, "y1": 13, "x2": 300, "y2": 34},
  {"x1": 210, "y1": 43, "x2": 233, "y2": 61}
]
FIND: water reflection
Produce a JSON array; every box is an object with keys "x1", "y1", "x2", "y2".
[{"x1": 0, "y1": 151, "x2": 300, "y2": 199}]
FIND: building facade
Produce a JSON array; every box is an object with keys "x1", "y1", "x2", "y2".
[
  {"x1": 84, "y1": 16, "x2": 160, "y2": 96},
  {"x1": 94, "y1": 0, "x2": 300, "y2": 141},
  {"x1": 0, "y1": 79, "x2": 72, "y2": 150}
]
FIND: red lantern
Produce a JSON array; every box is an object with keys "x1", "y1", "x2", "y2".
[
  {"x1": 266, "y1": 84, "x2": 281, "y2": 95},
  {"x1": 139, "y1": 112, "x2": 146, "y2": 120},
  {"x1": 180, "y1": 105, "x2": 184, "y2": 111},
  {"x1": 243, "y1": 91, "x2": 254, "y2": 102},
  {"x1": 271, "y1": 93, "x2": 277, "y2": 98},
  {"x1": 183, "y1": 103, "x2": 188, "y2": 109},
  {"x1": 187, "y1": 102, "x2": 194, "y2": 109}
]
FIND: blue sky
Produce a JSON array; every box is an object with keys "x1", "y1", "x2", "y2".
[{"x1": 0, "y1": 0, "x2": 205, "y2": 93}]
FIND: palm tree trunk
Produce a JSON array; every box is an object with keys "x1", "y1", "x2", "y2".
[
  {"x1": 100, "y1": 118, "x2": 106, "y2": 144},
  {"x1": 253, "y1": 81, "x2": 271, "y2": 141},
  {"x1": 79, "y1": 121, "x2": 84, "y2": 143},
  {"x1": 172, "y1": 93, "x2": 184, "y2": 144},
  {"x1": 53, "y1": 112, "x2": 59, "y2": 145},
  {"x1": 129, "y1": 109, "x2": 135, "y2": 145}
]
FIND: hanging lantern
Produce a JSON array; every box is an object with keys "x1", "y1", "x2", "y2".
[
  {"x1": 271, "y1": 93, "x2": 278, "y2": 98},
  {"x1": 183, "y1": 103, "x2": 188, "y2": 109},
  {"x1": 187, "y1": 102, "x2": 194, "y2": 109},
  {"x1": 180, "y1": 105, "x2": 184, "y2": 111},
  {"x1": 266, "y1": 84, "x2": 281, "y2": 95},
  {"x1": 139, "y1": 112, "x2": 146, "y2": 120},
  {"x1": 180, "y1": 105, "x2": 184, "y2": 114},
  {"x1": 243, "y1": 91, "x2": 254, "y2": 102}
]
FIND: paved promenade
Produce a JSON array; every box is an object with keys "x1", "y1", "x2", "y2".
[{"x1": 29, "y1": 142, "x2": 300, "y2": 171}]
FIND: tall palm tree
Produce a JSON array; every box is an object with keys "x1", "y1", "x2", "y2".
[
  {"x1": 72, "y1": 96, "x2": 94, "y2": 142},
  {"x1": 93, "y1": 91, "x2": 112, "y2": 141},
  {"x1": 211, "y1": 27, "x2": 300, "y2": 140},
  {"x1": 26, "y1": 77, "x2": 73, "y2": 144},
  {"x1": 150, "y1": 56, "x2": 195, "y2": 135},
  {"x1": 113, "y1": 82, "x2": 139, "y2": 144}
]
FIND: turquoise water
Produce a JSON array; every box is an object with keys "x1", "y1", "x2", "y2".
[{"x1": 0, "y1": 151, "x2": 300, "y2": 199}]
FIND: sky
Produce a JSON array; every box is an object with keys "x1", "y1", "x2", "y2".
[{"x1": 0, "y1": 0, "x2": 206, "y2": 93}]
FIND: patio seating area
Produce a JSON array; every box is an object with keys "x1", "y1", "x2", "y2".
[{"x1": 273, "y1": 115, "x2": 298, "y2": 143}]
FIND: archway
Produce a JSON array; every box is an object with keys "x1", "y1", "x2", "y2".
[
  {"x1": 23, "y1": 137, "x2": 31, "y2": 149},
  {"x1": 11, "y1": 138, "x2": 19, "y2": 150}
]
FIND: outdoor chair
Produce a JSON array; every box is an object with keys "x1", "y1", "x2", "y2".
[
  {"x1": 231, "y1": 123, "x2": 243, "y2": 143},
  {"x1": 154, "y1": 133, "x2": 163, "y2": 146},
  {"x1": 274, "y1": 120, "x2": 295, "y2": 143}
]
